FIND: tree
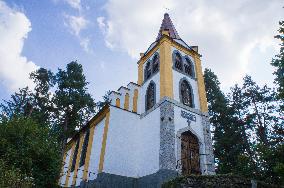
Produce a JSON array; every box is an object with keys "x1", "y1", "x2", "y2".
[
  {"x1": 0, "y1": 117, "x2": 61, "y2": 187},
  {"x1": 96, "y1": 90, "x2": 111, "y2": 111},
  {"x1": 30, "y1": 68, "x2": 55, "y2": 126},
  {"x1": 204, "y1": 69, "x2": 246, "y2": 174},
  {"x1": 53, "y1": 61, "x2": 95, "y2": 154},
  {"x1": 271, "y1": 21, "x2": 284, "y2": 109},
  {"x1": 229, "y1": 84, "x2": 257, "y2": 177},
  {"x1": 0, "y1": 87, "x2": 33, "y2": 121}
]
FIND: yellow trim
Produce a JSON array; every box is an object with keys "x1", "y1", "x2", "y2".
[
  {"x1": 171, "y1": 40, "x2": 197, "y2": 58},
  {"x1": 137, "y1": 35, "x2": 199, "y2": 73},
  {"x1": 194, "y1": 54, "x2": 208, "y2": 112},
  {"x1": 133, "y1": 89, "x2": 138, "y2": 113},
  {"x1": 71, "y1": 133, "x2": 84, "y2": 186},
  {"x1": 115, "y1": 98, "x2": 120, "y2": 107},
  {"x1": 65, "y1": 143, "x2": 75, "y2": 187},
  {"x1": 159, "y1": 38, "x2": 173, "y2": 99},
  {"x1": 137, "y1": 44, "x2": 160, "y2": 85},
  {"x1": 138, "y1": 62, "x2": 143, "y2": 85},
  {"x1": 82, "y1": 125, "x2": 95, "y2": 180},
  {"x1": 98, "y1": 111, "x2": 110, "y2": 173},
  {"x1": 124, "y1": 93, "x2": 130, "y2": 110},
  {"x1": 82, "y1": 106, "x2": 110, "y2": 180}
]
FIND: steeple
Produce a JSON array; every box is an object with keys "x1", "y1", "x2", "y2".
[{"x1": 156, "y1": 13, "x2": 181, "y2": 41}]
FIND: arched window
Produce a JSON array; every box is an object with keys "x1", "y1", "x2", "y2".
[
  {"x1": 184, "y1": 57, "x2": 194, "y2": 77},
  {"x1": 145, "y1": 82, "x2": 155, "y2": 111},
  {"x1": 174, "y1": 52, "x2": 183, "y2": 71},
  {"x1": 145, "y1": 61, "x2": 151, "y2": 80},
  {"x1": 180, "y1": 80, "x2": 194, "y2": 108},
  {"x1": 152, "y1": 54, "x2": 159, "y2": 73}
]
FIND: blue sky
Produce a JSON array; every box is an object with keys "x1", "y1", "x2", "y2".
[{"x1": 0, "y1": 0, "x2": 283, "y2": 102}]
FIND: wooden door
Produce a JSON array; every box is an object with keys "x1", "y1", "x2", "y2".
[{"x1": 181, "y1": 131, "x2": 200, "y2": 175}]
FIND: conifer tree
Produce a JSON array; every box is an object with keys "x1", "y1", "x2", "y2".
[
  {"x1": 0, "y1": 87, "x2": 33, "y2": 121},
  {"x1": 204, "y1": 69, "x2": 246, "y2": 174},
  {"x1": 96, "y1": 90, "x2": 111, "y2": 111},
  {"x1": 53, "y1": 61, "x2": 95, "y2": 153},
  {"x1": 29, "y1": 68, "x2": 55, "y2": 125},
  {"x1": 271, "y1": 21, "x2": 284, "y2": 109}
]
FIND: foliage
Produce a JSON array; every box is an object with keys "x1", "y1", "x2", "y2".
[
  {"x1": 204, "y1": 68, "x2": 283, "y2": 184},
  {"x1": 0, "y1": 117, "x2": 61, "y2": 187},
  {"x1": 0, "y1": 159, "x2": 33, "y2": 188},
  {"x1": 0, "y1": 87, "x2": 33, "y2": 121},
  {"x1": 53, "y1": 61, "x2": 96, "y2": 153},
  {"x1": 204, "y1": 69, "x2": 247, "y2": 175},
  {"x1": 29, "y1": 68, "x2": 55, "y2": 125},
  {"x1": 96, "y1": 90, "x2": 111, "y2": 111},
  {"x1": 271, "y1": 21, "x2": 284, "y2": 109}
]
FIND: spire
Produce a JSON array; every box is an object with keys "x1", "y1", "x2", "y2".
[{"x1": 156, "y1": 13, "x2": 181, "y2": 41}]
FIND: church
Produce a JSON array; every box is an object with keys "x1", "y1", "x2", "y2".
[{"x1": 59, "y1": 13, "x2": 215, "y2": 188}]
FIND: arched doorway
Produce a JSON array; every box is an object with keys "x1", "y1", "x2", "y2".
[{"x1": 181, "y1": 131, "x2": 200, "y2": 175}]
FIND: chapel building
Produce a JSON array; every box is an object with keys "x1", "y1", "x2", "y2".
[{"x1": 59, "y1": 13, "x2": 215, "y2": 188}]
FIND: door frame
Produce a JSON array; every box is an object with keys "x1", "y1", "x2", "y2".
[{"x1": 176, "y1": 126, "x2": 205, "y2": 175}]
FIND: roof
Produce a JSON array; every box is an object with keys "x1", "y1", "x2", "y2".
[{"x1": 156, "y1": 13, "x2": 181, "y2": 41}]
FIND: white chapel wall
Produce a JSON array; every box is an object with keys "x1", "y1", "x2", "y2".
[
  {"x1": 136, "y1": 106, "x2": 160, "y2": 177},
  {"x1": 87, "y1": 118, "x2": 105, "y2": 180},
  {"x1": 103, "y1": 106, "x2": 140, "y2": 177}
]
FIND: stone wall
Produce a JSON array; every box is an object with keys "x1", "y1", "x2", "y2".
[{"x1": 162, "y1": 174, "x2": 281, "y2": 188}]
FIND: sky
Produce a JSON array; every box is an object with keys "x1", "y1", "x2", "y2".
[{"x1": 0, "y1": 0, "x2": 283, "y2": 103}]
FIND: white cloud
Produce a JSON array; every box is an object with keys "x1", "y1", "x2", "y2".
[
  {"x1": 0, "y1": 1, "x2": 38, "y2": 92},
  {"x1": 98, "y1": 0, "x2": 283, "y2": 90},
  {"x1": 64, "y1": 0, "x2": 81, "y2": 10},
  {"x1": 63, "y1": 0, "x2": 92, "y2": 53},
  {"x1": 64, "y1": 14, "x2": 88, "y2": 36}
]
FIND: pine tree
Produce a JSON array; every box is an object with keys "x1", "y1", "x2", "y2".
[
  {"x1": 96, "y1": 90, "x2": 111, "y2": 111},
  {"x1": 271, "y1": 21, "x2": 284, "y2": 109},
  {"x1": 204, "y1": 69, "x2": 246, "y2": 174},
  {"x1": 53, "y1": 61, "x2": 95, "y2": 153},
  {"x1": 0, "y1": 87, "x2": 33, "y2": 121},
  {"x1": 29, "y1": 68, "x2": 55, "y2": 125}
]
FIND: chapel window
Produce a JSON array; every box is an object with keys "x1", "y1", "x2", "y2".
[
  {"x1": 152, "y1": 54, "x2": 159, "y2": 73},
  {"x1": 184, "y1": 57, "x2": 194, "y2": 77},
  {"x1": 79, "y1": 129, "x2": 90, "y2": 167},
  {"x1": 71, "y1": 139, "x2": 80, "y2": 172},
  {"x1": 146, "y1": 82, "x2": 155, "y2": 111},
  {"x1": 174, "y1": 52, "x2": 183, "y2": 71},
  {"x1": 145, "y1": 62, "x2": 151, "y2": 80},
  {"x1": 180, "y1": 80, "x2": 194, "y2": 108}
]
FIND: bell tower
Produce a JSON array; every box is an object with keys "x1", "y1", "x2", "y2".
[
  {"x1": 137, "y1": 13, "x2": 208, "y2": 114},
  {"x1": 137, "y1": 13, "x2": 215, "y2": 175}
]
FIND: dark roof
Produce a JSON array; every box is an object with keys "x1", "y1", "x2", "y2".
[{"x1": 156, "y1": 13, "x2": 181, "y2": 41}]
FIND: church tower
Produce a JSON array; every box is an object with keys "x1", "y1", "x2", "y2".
[
  {"x1": 60, "y1": 13, "x2": 215, "y2": 188},
  {"x1": 135, "y1": 13, "x2": 215, "y2": 175}
]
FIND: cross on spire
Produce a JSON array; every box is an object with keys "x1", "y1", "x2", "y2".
[{"x1": 156, "y1": 13, "x2": 181, "y2": 41}]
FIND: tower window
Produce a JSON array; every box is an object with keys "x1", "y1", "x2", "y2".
[
  {"x1": 152, "y1": 54, "x2": 159, "y2": 73},
  {"x1": 180, "y1": 80, "x2": 194, "y2": 108},
  {"x1": 79, "y1": 129, "x2": 90, "y2": 167},
  {"x1": 145, "y1": 82, "x2": 156, "y2": 111},
  {"x1": 145, "y1": 61, "x2": 151, "y2": 80},
  {"x1": 174, "y1": 52, "x2": 183, "y2": 71},
  {"x1": 184, "y1": 57, "x2": 194, "y2": 77}
]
